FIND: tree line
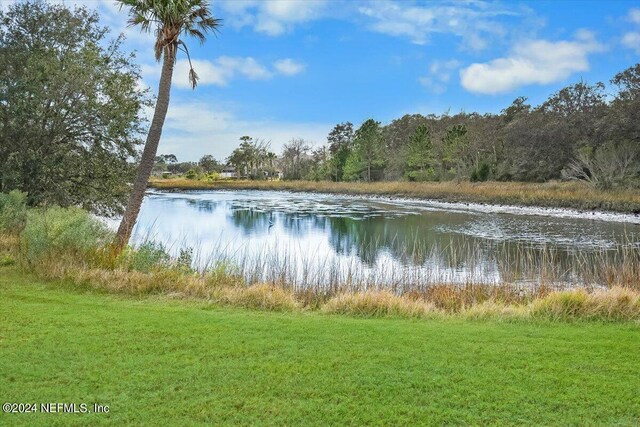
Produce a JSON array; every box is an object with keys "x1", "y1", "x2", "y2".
[{"x1": 173, "y1": 64, "x2": 638, "y2": 189}]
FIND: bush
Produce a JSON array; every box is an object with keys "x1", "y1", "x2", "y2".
[
  {"x1": 470, "y1": 163, "x2": 491, "y2": 182},
  {"x1": 21, "y1": 207, "x2": 112, "y2": 263},
  {"x1": 206, "y1": 172, "x2": 220, "y2": 181},
  {"x1": 185, "y1": 169, "x2": 199, "y2": 180},
  {"x1": 120, "y1": 241, "x2": 171, "y2": 273},
  {"x1": 407, "y1": 168, "x2": 437, "y2": 182},
  {"x1": 0, "y1": 190, "x2": 27, "y2": 234}
]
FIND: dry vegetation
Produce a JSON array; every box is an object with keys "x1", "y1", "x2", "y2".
[
  {"x1": 150, "y1": 178, "x2": 640, "y2": 214},
  {"x1": 16, "y1": 249, "x2": 639, "y2": 322}
]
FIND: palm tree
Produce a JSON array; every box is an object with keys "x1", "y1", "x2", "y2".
[{"x1": 113, "y1": 0, "x2": 221, "y2": 252}]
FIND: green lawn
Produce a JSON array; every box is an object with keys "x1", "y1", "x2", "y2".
[{"x1": 1, "y1": 267, "x2": 639, "y2": 426}]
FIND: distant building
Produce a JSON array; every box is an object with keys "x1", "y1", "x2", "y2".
[{"x1": 220, "y1": 166, "x2": 237, "y2": 179}]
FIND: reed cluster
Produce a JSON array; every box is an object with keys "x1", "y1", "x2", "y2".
[{"x1": 19, "y1": 247, "x2": 640, "y2": 322}]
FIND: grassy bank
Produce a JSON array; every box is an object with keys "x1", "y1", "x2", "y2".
[
  {"x1": 1, "y1": 266, "x2": 639, "y2": 426},
  {"x1": 150, "y1": 178, "x2": 640, "y2": 214}
]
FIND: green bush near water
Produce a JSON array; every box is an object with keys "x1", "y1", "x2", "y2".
[
  {"x1": 0, "y1": 190, "x2": 27, "y2": 234},
  {"x1": 20, "y1": 206, "x2": 112, "y2": 263},
  {"x1": 118, "y1": 241, "x2": 172, "y2": 273}
]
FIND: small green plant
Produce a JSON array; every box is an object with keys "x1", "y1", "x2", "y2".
[
  {"x1": 0, "y1": 254, "x2": 15, "y2": 266},
  {"x1": 0, "y1": 190, "x2": 27, "y2": 234},
  {"x1": 123, "y1": 241, "x2": 171, "y2": 273},
  {"x1": 176, "y1": 247, "x2": 194, "y2": 271}
]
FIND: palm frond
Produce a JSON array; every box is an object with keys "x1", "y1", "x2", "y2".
[{"x1": 117, "y1": 0, "x2": 222, "y2": 65}]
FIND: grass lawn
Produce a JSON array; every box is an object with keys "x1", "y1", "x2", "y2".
[{"x1": 1, "y1": 266, "x2": 639, "y2": 426}]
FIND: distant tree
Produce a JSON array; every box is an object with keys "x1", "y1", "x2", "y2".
[
  {"x1": 608, "y1": 64, "x2": 640, "y2": 148},
  {"x1": 564, "y1": 65, "x2": 640, "y2": 189},
  {"x1": 167, "y1": 161, "x2": 197, "y2": 175},
  {"x1": 0, "y1": 2, "x2": 148, "y2": 215},
  {"x1": 347, "y1": 119, "x2": 386, "y2": 182},
  {"x1": 198, "y1": 154, "x2": 220, "y2": 173},
  {"x1": 405, "y1": 124, "x2": 436, "y2": 181},
  {"x1": 281, "y1": 138, "x2": 311, "y2": 180},
  {"x1": 156, "y1": 154, "x2": 178, "y2": 164},
  {"x1": 227, "y1": 137, "x2": 272, "y2": 179},
  {"x1": 327, "y1": 122, "x2": 354, "y2": 181},
  {"x1": 114, "y1": 0, "x2": 221, "y2": 251},
  {"x1": 501, "y1": 97, "x2": 531, "y2": 124},
  {"x1": 307, "y1": 146, "x2": 331, "y2": 181},
  {"x1": 442, "y1": 124, "x2": 470, "y2": 179}
]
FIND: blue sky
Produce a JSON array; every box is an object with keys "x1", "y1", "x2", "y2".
[{"x1": 3, "y1": 0, "x2": 640, "y2": 161}]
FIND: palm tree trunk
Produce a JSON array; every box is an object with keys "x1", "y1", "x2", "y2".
[{"x1": 113, "y1": 50, "x2": 175, "y2": 252}]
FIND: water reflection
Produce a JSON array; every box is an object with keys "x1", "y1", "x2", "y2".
[{"x1": 130, "y1": 190, "x2": 640, "y2": 288}]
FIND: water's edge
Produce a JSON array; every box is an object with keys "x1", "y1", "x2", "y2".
[{"x1": 148, "y1": 188, "x2": 640, "y2": 225}]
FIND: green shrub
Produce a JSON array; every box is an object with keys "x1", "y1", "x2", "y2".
[
  {"x1": 0, "y1": 254, "x2": 16, "y2": 266},
  {"x1": 470, "y1": 163, "x2": 491, "y2": 182},
  {"x1": 0, "y1": 190, "x2": 27, "y2": 234},
  {"x1": 121, "y1": 241, "x2": 171, "y2": 273},
  {"x1": 206, "y1": 172, "x2": 220, "y2": 181},
  {"x1": 406, "y1": 168, "x2": 437, "y2": 182},
  {"x1": 185, "y1": 169, "x2": 199, "y2": 180},
  {"x1": 21, "y1": 207, "x2": 112, "y2": 263}
]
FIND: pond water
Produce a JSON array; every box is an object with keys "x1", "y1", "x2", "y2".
[{"x1": 127, "y1": 190, "x2": 640, "y2": 290}]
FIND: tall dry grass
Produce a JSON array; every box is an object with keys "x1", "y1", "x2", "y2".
[
  {"x1": 322, "y1": 291, "x2": 437, "y2": 318},
  {"x1": 15, "y1": 250, "x2": 638, "y2": 322},
  {"x1": 150, "y1": 178, "x2": 640, "y2": 214}
]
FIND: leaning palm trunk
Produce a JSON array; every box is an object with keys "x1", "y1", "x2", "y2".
[{"x1": 114, "y1": 50, "x2": 175, "y2": 251}]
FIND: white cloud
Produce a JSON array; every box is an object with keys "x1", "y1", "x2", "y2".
[
  {"x1": 622, "y1": 8, "x2": 640, "y2": 53},
  {"x1": 622, "y1": 32, "x2": 640, "y2": 53},
  {"x1": 273, "y1": 59, "x2": 306, "y2": 76},
  {"x1": 160, "y1": 102, "x2": 331, "y2": 160},
  {"x1": 459, "y1": 32, "x2": 605, "y2": 95},
  {"x1": 145, "y1": 56, "x2": 304, "y2": 89},
  {"x1": 218, "y1": 0, "x2": 327, "y2": 36},
  {"x1": 419, "y1": 59, "x2": 460, "y2": 93},
  {"x1": 358, "y1": 0, "x2": 519, "y2": 50}
]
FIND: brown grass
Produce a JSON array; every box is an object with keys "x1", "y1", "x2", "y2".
[
  {"x1": 5, "y1": 242, "x2": 640, "y2": 322},
  {"x1": 531, "y1": 286, "x2": 640, "y2": 321},
  {"x1": 149, "y1": 178, "x2": 640, "y2": 214},
  {"x1": 0, "y1": 234, "x2": 19, "y2": 252},
  {"x1": 218, "y1": 284, "x2": 300, "y2": 311},
  {"x1": 463, "y1": 301, "x2": 529, "y2": 321},
  {"x1": 322, "y1": 290, "x2": 438, "y2": 318}
]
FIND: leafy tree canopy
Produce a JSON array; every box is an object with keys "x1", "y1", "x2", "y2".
[{"x1": 0, "y1": 1, "x2": 149, "y2": 216}]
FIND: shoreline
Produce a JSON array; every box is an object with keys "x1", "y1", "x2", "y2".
[{"x1": 149, "y1": 178, "x2": 640, "y2": 223}]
